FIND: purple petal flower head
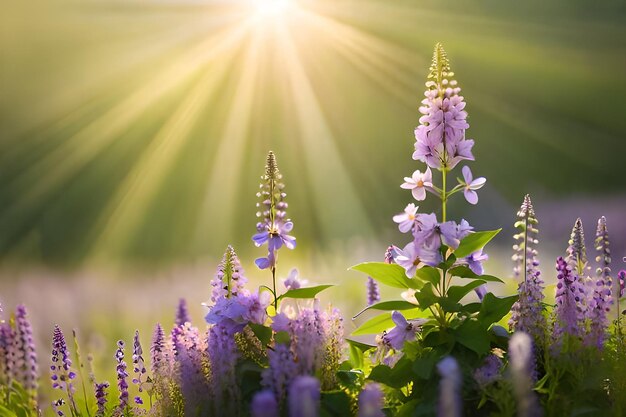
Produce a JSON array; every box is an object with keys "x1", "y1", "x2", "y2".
[
  {"x1": 567, "y1": 218, "x2": 588, "y2": 275},
  {"x1": 175, "y1": 323, "x2": 210, "y2": 416},
  {"x1": 288, "y1": 376, "x2": 320, "y2": 417},
  {"x1": 366, "y1": 277, "x2": 380, "y2": 306},
  {"x1": 51, "y1": 325, "x2": 77, "y2": 414},
  {"x1": 382, "y1": 311, "x2": 425, "y2": 350},
  {"x1": 132, "y1": 330, "x2": 150, "y2": 399},
  {"x1": 208, "y1": 323, "x2": 240, "y2": 413},
  {"x1": 15, "y1": 305, "x2": 38, "y2": 397},
  {"x1": 0, "y1": 321, "x2": 16, "y2": 387},
  {"x1": 474, "y1": 284, "x2": 487, "y2": 301},
  {"x1": 509, "y1": 332, "x2": 542, "y2": 417},
  {"x1": 586, "y1": 216, "x2": 613, "y2": 349},
  {"x1": 242, "y1": 290, "x2": 271, "y2": 325},
  {"x1": 251, "y1": 390, "x2": 279, "y2": 417},
  {"x1": 460, "y1": 166, "x2": 486, "y2": 205},
  {"x1": 413, "y1": 43, "x2": 474, "y2": 170},
  {"x1": 473, "y1": 354, "x2": 502, "y2": 388},
  {"x1": 619, "y1": 270, "x2": 626, "y2": 299},
  {"x1": 262, "y1": 343, "x2": 298, "y2": 403},
  {"x1": 401, "y1": 168, "x2": 433, "y2": 201},
  {"x1": 150, "y1": 323, "x2": 165, "y2": 377},
  {"x1": 357, "y1": 383, "x2": 385, "y2": 417},
  {"x1": 115, "y1": 340, "x2": 129, "y2": 412},
  {"x1": 395, "y1": 242, "x2": 421, "y2": 278},
  {"x1": 465, "y1": 250, "x2": 488, "y2": 275},
  {"x1": 509, "y1": 195, "x2": 546, "y2": 344},
  {"x1": 175, "y1": 298, "x2": 191, "y2": 326},
  {"x1": 437, "y1": 356, "x2": 462, "y2": 417},
  {"x1": 414, "y1": 214, "x2": 470, "y2": 252},
  {"x1": 385, "y1": 245, "x2": 399, "y2": 264},
  {"x1": 94, "y1": 381, "x2": 110, "y2": 417},
  {"x1": 552, "y1": 257, "x2": 586, "y2": 352},
  {"x1": 253, "y1": 151, "x2": 296, "y2": 269},
  {"x1": 284, "y1": 268, "x2": 303, "y2": 290},
  {"x1": 393, "y1": 203, "x2": 419, "y2": 233},
  {"x1": 211, "y1": 245, "x2": 248, "y2": 303}
]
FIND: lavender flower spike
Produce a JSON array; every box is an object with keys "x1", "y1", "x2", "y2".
[
  {"x1": 366, "y1": 277, "x2": 380, "y2": 306},
  {"x1": 15, "y1": 304, "x2": 38, "y2": 399},
  {"x1": 552, "y1": 257, "x2": 586, "y2": 349},
  {"x1": 288, "y1": 376, "x2": 321, "y2": 417},
  {"x1": 211, "y1": 245, "x2": 248, "y2": 302},
  {"x1": 437, "y1": 356, "x2": 462, "y2": 417},
  {"x1": 115, "y1": 340, "x2": 129, "y2": 412},
  {"x1": 94, "y1": 381, "x2": 110, "y2": 417},
  {"x1": 509, "y1": 332, "x2": 542, "y2": 417},
  {"x1": 51, "y1": 325, "x2": 78, "y2": 414},
  {"x1": 587, "y1": 216, "x2": 613, "y2": 349},
  {"x1": 0, "y1": 321, "x2": 15, "y2": 387},
  {"x1": 251, "y1": 390, "x2": 279, "y2": 417},
  {"x1": 509, "y1": 195, "x2": 546, "y2": 345},
  {"x1": 357, "y1": 383, "x2": 385, "y2": 417},
  {"x1": 132, "y1": 330, "x2": 149, "y2": 405},
  {"x1": 253, "y1": 151, "x2": 296, "y2": 269},
  {"x1": 175, "y1": 298, "x2": 191, "y2": 326},
  {"x1": 567, "y1": 218, "x2": 588, "y2": 274},
  {"x1": 413, "y1": 43, "x2": 474, "y2": 170},
  {"x1": 473, "y1": 354, "x2": 502, "y2": 388}
]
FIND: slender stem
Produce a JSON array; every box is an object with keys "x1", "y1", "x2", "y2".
[
  {"x1": 523, "y1": 212, "x2": 529, "y2": 284},
  {"x1": 271, "y1": 266, "x2": 278, "y2": 310},
  {"x1": 441, "y1": 168, "x2": 447, "y2": 222}
]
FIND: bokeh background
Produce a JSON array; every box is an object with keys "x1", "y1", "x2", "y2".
[{"x1": 1, "y1": 0, "x2": 625, "y2": 409}]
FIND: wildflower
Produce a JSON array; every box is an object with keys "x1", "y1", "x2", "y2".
[
  {"x1": 382, "y1": 311, "x2": 425, "y2": 350},
  {"x1": 460, "y1": 166, "x2": 486, "y2": 205},
  {"x1": 208, "y1": 323, "x2": 240, "y2": 413},
  {"x1": 586, "y1": 217, "x2": 613, "y2": 349},
  {"x1": 474, "y1": 284, "x2": 487, "y2": 301},
  {"x1": 473, "y1": 354, "x2": 502, "y2": 388},
  {"x1": 288, "y1": 376, "x2": 320, "y2": 417},
  {"x1": 242, "y1": 290, "x2": 271, "y2": 325},
  {"x1": 94, "y1": 382, "x2": 110, "y2": 417},
  {"x1": 284, "y1": 268, "x2": 303, "y2": 290},
  {"x1": 262, "y1": 343, "x2": 298, "y2": 403},
  {"x1": 401, "y1": 168, "x2": 433, "y2": 201},
  {"x1": 414, "y1": 214, "x2": 469, "y2": 251},
  {"x1": 619, "y1": 270, "x2": 626, "y2": 298},
  {"x1": 0, "y1": 322, "x2": 15, "y2": 387},
  {"x1": 437, "y1": 356, "x2": 462, "y2": 417},
  {"x1": 509, "y1": 332, "x2": 542, "y2": 417},
  {"x1": 175, "y1": 298, "x2": 191, "y2": 326},
  {"x1": 150, "y1": 323, "x2": 165, "y2": 377},
  {"x1": 50, "y1": 325, "x2": 77, "y2": 415},
  {"x1": 552, "y1": 257, "x2": 586, "y2": 346},
  {"x1": 465, "y1": 250, "x2": 488, "y2": 275},
  {"x1": 395, "y1": 242, "x2": 421, "y2": 277},
  {"x1": 366, "y1": 277, "x2": 380, "y2": 306},
  {"x1": 393, "y1": 203, "x2": 419, "y2": 233},
  {"x1": 115, "y1": 340, "x2": 129, "y2": 412},
  {"x1": 413, "y1": 43, "x2": 474, "y2": 170},
  {"x1": 384, "y1": 245, "x2": 399, "y2": 264},
  {"x1": 210, "y1": 245, "x2": 248, "y2": 303},
  {"x1": 567, "y1": 218, "x2": 588, "y2": 274},
  {"x1": 15, "y1": 305, "x2": 38, "y2": 398},
  {"x1": 132, "y1": 330, "x2": 150, "y2": 404},
  {"x1": 253, "y1": 151, "x2": 296, "y2": 269},
  {"x1": 251, "y1": 390, "x2": 279, "y2": 417},
  {"x1": 357, "y1": 383, "x2": 385, "y2": 417},
  {"x1": 174, "y1": 324, "x2": 210, "y2": 416},
  {"x1": 509, "y1": 195, "x2": 546, "y2": 344}
]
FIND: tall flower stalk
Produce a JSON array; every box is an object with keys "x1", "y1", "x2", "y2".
[
  {"x1": 253, "y1": 151, "x2": 296, "y2": 309},
  {"x1": 588, "y1": 216, "x2": 612, "y2": 349}
]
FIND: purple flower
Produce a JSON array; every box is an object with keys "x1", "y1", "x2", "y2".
[
  {"x1": 175, "y1": 298, "x2": 191, "y2": 326},
  {"x1": 288, "y1": 376, "x2": 320, "y2": 417},
  {"x1": 382, "y1": 311, "x2": 425, "y2": 350},
  {"x1": 211, "y1": 245, "x2": 248, "y2": 302},
  {"x1": 15, "y1": 305, "x2": 38, "y2": 397},
  {"x1": 150, "y1": 323, "x2": 165, "y2": 377},
  {"x1": 115, "y1": 340, "x2": 129, "y2": 412},
  {"x1": 509, "y1": 332, "x2": 542, "y2": 417},
  {"x1": 465, "y1": 250, "x2": 488, "y2": 275},
  {"x1": 401, "y1": 168, "x2": 433, "y2": 201},
  {"x1": 94, "y1": 381, "x2": 110, "y2": 417},
  {"x1": 262, "y1": 343, "x2": 298, "y2": 402},
  {"x1": 0, "y1": 322, "x2": 15, "y2": 386},
  {"x1": 132, "y1": 330, "x2": 149, "y2": 398},
  {"x1": 51, "y1": 325, "x2": 77, "y2": 414},
  {"x1": 460, "y1": 166, "x2": 486, "y2": 205},
  {"x1": 395, "y1": 242, "x2": 421, "y2": 277},
  {"x1": 552, "y1": 257, "x2": 586, "y2": 351},
  {"x1": 251, "y1": 390, "x2": 279, "y2": 417},
  {"x1": 437, "y1": 356, "x2": 462, "y2": 417},
  {"x1": 242, "y1": 290, "x2": 271, "y2": 325},
  {"x1": 208, "y1": 323, "x2": 240, "y2": 413},
  {"x1": 284, "y1": 268, "x2": 303, "y2": 290},
  {"x1": 587, "y1": 216, "x2": 613, "y2": 349},
  {"x1": 474, "y1": 284, "x2": 487, "y2": 301},
  {"x1": 414, "y1": 214, "x2": 467, "y2": 251},
  {"x1": 473, "y1": 354, "x2": 502, "y2": 388},
  {"x1": 385, "y1": 246, "x2": 399, "y2": 264},
  {"x1": 413, "y1": 44, "x2": 475, "y2": 170},
  {"x1": 366, "y1": 277, "x2": 380, "y2": 306},
  {"x1": 357, "y1": 383, "x2": 385, "y2": 417},
  {"x1": 567, "y1": 218, "x2": 588, "y2": 273},
  {"x1": 253, "y1": 220, "x2": 296, "y2": 253},
  {"x1": 174, "y1": 323, "x2": 210, "y2": 416},
  {"x1": 619, "y1": 270, "x2": 626, "y2": 298},
  {"x1": 393, "y1": 203, "x2": 419, "y2": 233}
]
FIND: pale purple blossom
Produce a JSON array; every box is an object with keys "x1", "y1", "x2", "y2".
[
  {"x1": 94, "y1": 381, "x2": 110, "y2": 417},
  {"x1": 393, "y1": 203, "x2": 419, "y2": 233},
  {"x1": 131, "y1": 330, "x2": 148, "y2": 404},
  {"x1": 366, "y1": 277, "x2": 380, "y2": 306},
  {"x1": 395, "y1": 242, "x2": 421, "y2": 278},
  {"x1": 208, "y1": 323, "x2": 240, "y2": 414},
  {"x1": 473, "y1": 354, "x2": 502, "y2": 388},
  {"x1": 175, "y1": 298, "x2": 191, "y2": 326},
  {"x1": 465, "y1": 250, "x2": 488, "y2": 275},
  {"x1": 51, "y1": 325, "x2": 77, "y2": 414},
  {"x1": 437, "y1": 356, "x2": 462, "y2": 417},
  {"x1": 284, "y1": 268, "x2": 303, "y2": 290},
  {"x1": 357, "y1": 383, "x2": 385, "y2": 417},
  {"x1": 251, "y1": 390, "x2": 279, "y2": 417},
  {"x1": 262, "y1": 343, "x2": 298, "y2": 402},
  {"x1": 619, "y1": 270, "x2": 626, "y2": 298},
  {"x1": 382, "y1": 311, "x2": 425, "y2": 349},
  {"x1": 474, "y1": 284, "x2": 487, "y2": 301},
  {"x1": 243, "y1": 290, "x2": 271, "y2": 325},
  {"x1": 401, "y1": 168, "x2": 433, "y2": 201},
  {"x1": 211, "y1": 245, "x2": 248, "y2": 302},
  {"x1": 15, "y1": 305, "x2": 38, "y2": 396},
  {"x1": 588, "y1": 216, "x2": 613, "y2": 349},
  {"x1": 460, "y1": 166, "x2": 486, "y2": 205},
  {"x1": 288, "y1": 376, "x2": 320, "y2": 417},
  {"x1": 509, "y1": 332, "x2": 542, "y2": 417},
  {"x1": 552, "y1": 257, "x2": 586, "y2": 350},
  {"x1": 115, "y1": 340, "x2": 129, "y2": 412}
]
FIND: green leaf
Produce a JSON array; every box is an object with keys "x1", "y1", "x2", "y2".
[
  {"x1": 353, "y1": 300, "x2": 417, "y2": 318},
  {"x1": 414, "y1": 266, "x2": 440, "y2": 285},
  {"x1": 412, "y1": 350, "x2": 438, "y2": 380},
  {"x1": 248, "y1": 323, "x2": 272, "y2": 346},
  {"x1": 346, "y1": 339, "x2": 374, "y2": 368},
  {"x1": 274, "y1": 331, "x2": 291, "y2": 345},
  {"x1": 478, "y1": 293, "x2": 518, "y2": 327},
  {"x1": 279, "y1": 284, "x2": 334, "y2": 300},
  {"x1": 320, "y1": 391, "x2": 352, "y2": 417},
  {"x1": 352, "y1": 310, "x2": 427, "y2": 336},
  {"x1": 350, "y1": 262, "x2": 421, "y2": 289},
  {"x1": 454, "y1": 320, "x2": 491, "y2": 355},
  {"x1": 368, "y1": 357, "x2": 413, "y2": 388},
  {"x1": 447, "y1": 280, "x2": 487, "y2": 304},
  {"x1": 448, "y1": 265, "x2": 503, "y2": 283},
  {"x1": 453, "y1": 229, "x2": 501, "y2": 259},
  {"x1": 413, "y1": 283, "x2": 438, "y2": 310}
]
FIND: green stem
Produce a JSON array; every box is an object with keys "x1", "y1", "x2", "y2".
[
  {"x1": 271, "y1": 266, "x2": 278, "y2": 311},
  {"x1": 441, "y1": 168, "x2": 447, "y2": 222}
]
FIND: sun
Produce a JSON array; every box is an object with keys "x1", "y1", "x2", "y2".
[{"x1": 253, "y1": 0, "x2": 292, "y2": 18}]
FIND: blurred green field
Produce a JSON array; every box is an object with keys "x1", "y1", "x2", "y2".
[{"x1": 1, "y1": 0, "x2": 625, "y2": 267}]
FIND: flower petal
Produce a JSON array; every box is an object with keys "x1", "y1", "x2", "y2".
[{"x1": 464, "y1": 189, "x2": 478, "y2": 205}]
